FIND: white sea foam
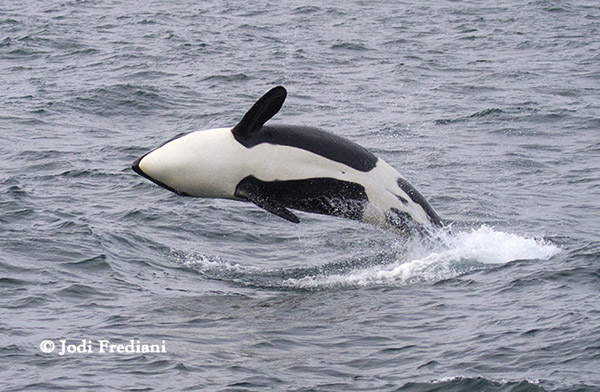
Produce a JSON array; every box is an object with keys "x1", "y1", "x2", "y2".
[
  {"x1": 171, "y1": 226, "x2": 561, "y2": 289},
  {"x1": 171, "y1": 250, "x2": 259, "y2": 274},
  {"x1": 284, "y1": 226, "x2": 561, "y2": 289}
]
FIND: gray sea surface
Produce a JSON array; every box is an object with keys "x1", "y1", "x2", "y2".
[{"x1": 1, "y1": 0, "x2": 599, "y2": 391}]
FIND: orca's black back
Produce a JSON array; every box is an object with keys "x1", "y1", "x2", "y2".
[{"x1": 233, "y1": 125, "x2": 378, "y2": 173}]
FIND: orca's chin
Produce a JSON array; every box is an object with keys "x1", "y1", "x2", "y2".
[{"x1": 131, "y1": 155, "x2": 191, "y2": 197}]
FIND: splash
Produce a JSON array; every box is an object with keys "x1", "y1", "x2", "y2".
[
  {"x1": 171, "y1": 226, "x2": 561, "y2": 290},
  {"x1": 169, "y1": 250, "x2": 261, "y2": 284},
  {"x1": 283, "y1": 226, "x2": 561, "y2": 289}
]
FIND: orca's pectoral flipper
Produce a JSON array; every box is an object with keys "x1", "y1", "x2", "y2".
[
  {"x1": 232, "y1": 86, "x2": 287, "y2": 137},
  {"x1": 234, "y1": 176, "x2": 300, "y2": 223}
]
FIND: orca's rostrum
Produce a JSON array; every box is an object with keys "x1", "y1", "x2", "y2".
[{"x1": 132, "y1": 86, "x2": 442, "y2": 235}]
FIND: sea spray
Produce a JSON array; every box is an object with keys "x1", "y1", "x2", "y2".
[{"x1": 283, "y1": 226, "x2": 561, "y2": 288}]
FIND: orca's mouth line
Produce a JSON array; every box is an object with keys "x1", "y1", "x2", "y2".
[
  {"x1": 131, "y1": 154, "x2": 148, "y2": 178},
  {"x1": 132, "y1": 154, "x2": 192, "y2": 197}
]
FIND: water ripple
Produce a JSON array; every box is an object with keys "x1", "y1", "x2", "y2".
[{"x1": 1, "y1": 0, "x2": 599, "y2": 390}]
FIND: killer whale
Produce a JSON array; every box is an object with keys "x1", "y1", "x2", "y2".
[{"x1": 132, "y1": 86, "x2": 442, "y2": 234}]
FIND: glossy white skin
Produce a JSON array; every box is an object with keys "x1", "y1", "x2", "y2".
[{"x1": 137, "y1": 128, "x2": 434, "y2": 230}]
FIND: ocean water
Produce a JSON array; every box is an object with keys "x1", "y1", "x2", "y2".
[{"x1": 1, "y1": 0, "x2": 599, "y2": 391}]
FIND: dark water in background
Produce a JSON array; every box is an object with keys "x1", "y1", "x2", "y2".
[{"x1": 1, "y1": 0, "x2": 599, "y2": 390}]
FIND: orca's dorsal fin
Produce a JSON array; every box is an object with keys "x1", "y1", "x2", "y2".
[
  {"x1": 232, "y1": 86, "x2": 287, "y2": 138},
  {"x1": 234, "y1": 175, "x2": 300, "y2": 223}
]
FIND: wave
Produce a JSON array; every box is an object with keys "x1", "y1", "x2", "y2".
[
  {"x1": 173, "y1": 226, "x2": 560, "y2": 291},
  {"x1": 435, "y1": 108, "x2": 504, "y2": 125},
  {"x1": 398, "y1": 376, "x2": 547, "y2": 392}
]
